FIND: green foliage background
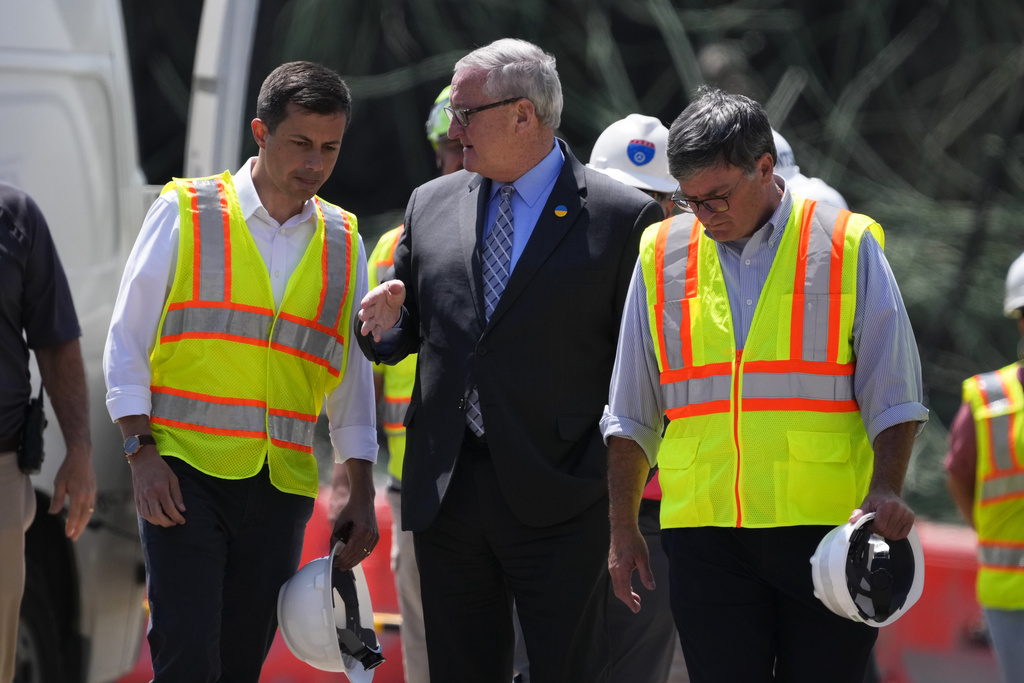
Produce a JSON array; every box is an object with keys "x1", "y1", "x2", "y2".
[{"x1": 123, "y1": 0, "x2": 1024, "y2": 522}]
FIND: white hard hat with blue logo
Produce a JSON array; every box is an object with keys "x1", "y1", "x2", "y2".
[{"x1": 587, "y1": 114, "x2": 678, "y2": 194}]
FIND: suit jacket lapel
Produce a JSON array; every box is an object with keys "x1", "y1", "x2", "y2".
[
  {"x1": 486, "y1": 141, "x2": 586, "y2": 329},
  {"x1": 461, "y1": 174, "x2": 490, "y2": 326}
]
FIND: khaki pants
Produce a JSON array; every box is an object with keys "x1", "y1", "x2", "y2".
[{"x1": 0, "y1": 451, "x2": 36, "y2": 683}]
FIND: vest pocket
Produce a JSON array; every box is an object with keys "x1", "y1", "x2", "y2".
[
  {"x1": 658, "y1": 436, "x2": 713, "y2": 526},
  {"x1": 784, "y1": 430, "x2": 856, "y2": 523}
]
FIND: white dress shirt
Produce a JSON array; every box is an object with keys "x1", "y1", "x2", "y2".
[{"x1": 103, "y1": 158, "x2": 377, "y2": 463}]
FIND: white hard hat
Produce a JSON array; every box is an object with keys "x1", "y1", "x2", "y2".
[
  {"x1": 772, "y1": 129, "x2": 798, "y2": 179},
  {"x1": 772, "y1": 129, "x2": 848, "y2": 209},
  {"x1": 1004, "y1": 251, "x2": 1024, "y2": 318},
  {"x1": 277, "y1": 543, "x2": 384, "y2": 679},
  {"x1": 810, "y1": 512, "x2": 925, "y2": 627},
  {"x1": 587, "y1": 114, "x2": 678, "y2": 194}
]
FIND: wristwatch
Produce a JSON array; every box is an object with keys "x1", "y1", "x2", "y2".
[{"x1": 123, "y1": 434, "x2": 157, "y2": 458}]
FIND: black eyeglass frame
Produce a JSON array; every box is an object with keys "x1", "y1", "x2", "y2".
[
  {"x1": 444, "y1": 97, "x2": 523, "y2": 127},
  {"x1": 671, "y1": 175, "x2": 745, "y2": 214}
]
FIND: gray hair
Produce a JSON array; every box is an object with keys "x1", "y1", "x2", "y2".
[
  {"x1": 667, "y1": 85, "x2": 776, "y2": 183},
  {"x1": 454, "y1": 38, "x2": 562, "y2": 130}
]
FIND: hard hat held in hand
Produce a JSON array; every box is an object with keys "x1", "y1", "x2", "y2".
[
  {"x1": 277, "y1": 542, "x2": 385, "y2": 680},
  {"x1": 810, "y1": 512, "x2": 925, "y2": 627}
]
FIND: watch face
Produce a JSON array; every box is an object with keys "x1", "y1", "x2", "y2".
[{"x1": 124, "y1": 435, "x2": 140, "y2": 455}]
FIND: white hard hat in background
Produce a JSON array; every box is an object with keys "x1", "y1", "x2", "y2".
[
  {"x1": 772, "y1": 129, "x2": 848, "y2": 209},
  {"x1": 772, "y1": 129, "x2": 798, "y2": 179},
  {"x1": 810, "y1": 512, "x2": 925, "y2": 628},
  {"x1": 277, "y1": 543, "x2": 384, "y2": 680},
  {"x1": 1004, "y1": 251, "x2": 1024, "y2": 318},
  {"x1": 587, "y1": 114, "x2": 678, "y2": 194}
]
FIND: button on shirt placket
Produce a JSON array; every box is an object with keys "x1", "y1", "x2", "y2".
[{"x1": 466, "y1": 184, "x2": 516, "y2": 436}]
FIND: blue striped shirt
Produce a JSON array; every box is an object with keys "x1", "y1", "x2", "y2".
[{"x1": 600, "y1": 180, "x2": 928, "y2": 465}]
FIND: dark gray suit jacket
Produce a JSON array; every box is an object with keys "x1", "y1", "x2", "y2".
[{"x1": 359, "y1": 140, "x2": 664, "y2": 532}]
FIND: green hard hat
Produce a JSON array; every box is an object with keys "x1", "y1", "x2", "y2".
[{"x1": 425, "y1": 85, "x2": 452, "y2": 149}]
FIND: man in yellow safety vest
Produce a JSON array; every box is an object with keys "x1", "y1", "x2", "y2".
[
  {"x1": 603, "y1": 85, "x2": 928, "y2": 683},
  {"x1": 946, "y1": 250, "x2": 1024, "y2": 683},
  {"x1": 103, "y1": 61, "x2": 377, "y2": 682}
]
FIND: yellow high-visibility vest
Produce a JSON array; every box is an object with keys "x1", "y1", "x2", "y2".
[
  {"x1": 963, "y1": 363, "x2": 1024, "y2": 609},
  {"x1": 149, "y1": 171, "x2": 358, "y2": 497},
  {"x1": 367, "y1": 225, "x2": 415, "y2": 482},
  {"x1": 640, "y1": 197, "x2": 882, "y2": 528}
]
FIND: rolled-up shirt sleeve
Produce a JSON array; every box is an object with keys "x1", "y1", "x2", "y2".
[
  {"x1": 852, "y1": 231, "x2": 929, "y2": 441},
  {"x1": 600, "y1": 258, "x2": 665, "y2": 466},
  {"x1": 326, "y1": 237, "x2": 378, "y2": 463},
  {"x1": 103, "y1": 192, "x2": 179, "y2": 421}
]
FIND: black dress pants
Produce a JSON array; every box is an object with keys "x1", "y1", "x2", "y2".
[
  {"x1": 663, "y1": 525, "x2": 877, "y2": 683},
  {"x1": 140, "y1": 457, "x2": 314, "y2": 683},
  {"x1": 414, "y1": 435, "x2": 611, "y2": 683}
]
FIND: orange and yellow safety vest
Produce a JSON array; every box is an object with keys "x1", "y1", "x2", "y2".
[
  {"x1": 640, "y1": 197, "x2": 883, "y2": 528},
  {"x1": 149, "y1": 171, "x2": 358, "y2": 497},
  {"x1": 963, "y1": 363, "x2": 1024, "y2": 609},
  {"x1": 367, "y1": 225, "x2": 416, "y2": 482}
]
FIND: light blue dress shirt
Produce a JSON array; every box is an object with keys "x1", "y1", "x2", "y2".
[
  {"x1": 484, "y1": 141, "x2": 565, "y2": 273},
  {"x1": 600, "y1": 178, "x2": 929, "y2": 465}
]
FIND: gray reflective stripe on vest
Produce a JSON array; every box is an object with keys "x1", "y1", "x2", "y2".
[
  {"x1": 272, "y1": 318, "x2": 346, "y2": 373},
  {"x1": 152, "y1": 391, "x2": 266, "y2": 433},
  {"x1": 193, "y1": 178, "x2": 228, "y2": 302},
  {"x1": 979, "y1": 544, "x2": 1024, "y2": 569},
  {"x1": 268, "y1": 413, "x2": 316, "y2": 448},
  {"x1": 162, "y1": 306, "x2": 273, "y2": 342},
  {"x1": 743, "y1": 371, "x2": 854, "y2": 401},
  {"x1": 981, "y1": 472, "x2": 1024, "y2": 503},
  {"x1": 317, "y1": 200, "x2": 351, "y2": 329},
  {"x1": 660, "y1": 370, "x2": 854, "y2": 412},
  {"x1": 978, "y1": 370, "x2": 1016, "y2": 472},
  {"x1": 661, "y1": 374, "x2": 732, "y2": 411},
  {"x1": 659, "y1": 221, "x2": 694, "y2": 372},
  {"x1": 383, "y1": 399, "x2": 410, "y2": 427},
  {"x1": 798, "y1": 202, "x2": 841, "y2": 363}
]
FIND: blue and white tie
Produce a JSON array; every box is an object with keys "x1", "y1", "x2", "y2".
[{"x1": 466, "y1": 184, "x2": 516, "y2": 436}]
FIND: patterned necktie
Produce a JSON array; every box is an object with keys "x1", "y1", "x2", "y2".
[{"x1": 466, "y1": 184, "x2": 516, "y2": 436}]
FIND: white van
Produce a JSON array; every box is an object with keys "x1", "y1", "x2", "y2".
[{"x1": 1, "y1": 1, "x2": 259, "y2": 681}]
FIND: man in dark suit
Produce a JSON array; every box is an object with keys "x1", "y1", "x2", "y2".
[{"x1": 357, "y1": 38, "x2": 663, "y2": 683}]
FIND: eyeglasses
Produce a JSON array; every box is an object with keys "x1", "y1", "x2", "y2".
[
  {"x1": 671, "y1": 175, "x2": 745, "y2": 214},
  {"x1": 444, "y1": 97, "x2": 523, "y2": 127}
]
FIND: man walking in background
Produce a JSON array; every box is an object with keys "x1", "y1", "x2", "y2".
[{"x1": 0, "y1": 181, "x2": 95, "y2": 683}]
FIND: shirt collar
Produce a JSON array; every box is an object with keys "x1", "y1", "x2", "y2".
[
  {"x1": 234, "y1": 157, "x2": 317, "y2": 228},
  {"x1": 764, "y1": 175, "x2": 793, "y2": 249},
  {"x1": 489, "y1": 141, "x2": 565, "y2": 206}
]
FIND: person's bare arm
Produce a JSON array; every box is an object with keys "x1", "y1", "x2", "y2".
[
  {"x1": 608, "y1": 436, "x2": 655, "y2": 613},
  {"x1": 35, "y1": 338, "x2": 95, "y2": 540},
  {"x1": 849, "y1": 421, "x2": 918, "y2": 539}
]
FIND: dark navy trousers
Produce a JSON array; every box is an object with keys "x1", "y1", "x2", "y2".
[{"x1": 140, "y1": 457, "x2": 314, "y2": 683}]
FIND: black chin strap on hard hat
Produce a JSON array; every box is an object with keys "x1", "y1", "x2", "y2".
[
  {"x1": 847, "y1": 527, "x2": 894, "y2": 622},
  {"x1": 332, "y1": 567, "x2": 385, "y2": 671},
  {"x1": 864, "y1": 536, "x2": 893, "y2": 621}
]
